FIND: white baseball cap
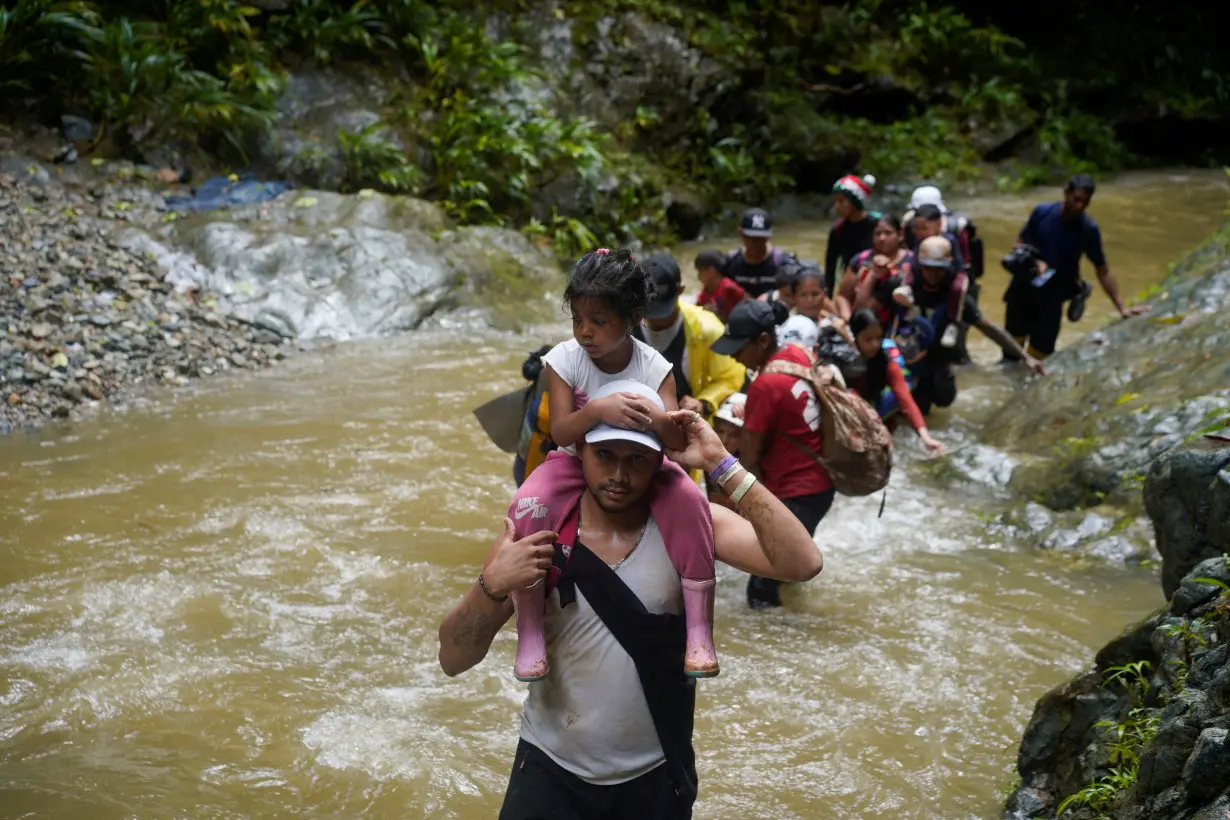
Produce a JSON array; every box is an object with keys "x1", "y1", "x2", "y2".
[
  {"x1": 714, "y1": 393, "x2": 747, "y2": 428},
  {"x1": 909, "y1": 185, "x2": 945, "y2": 211},
  {"x1": 584, "y1": 379, "x2": 665, "y2": 452}
]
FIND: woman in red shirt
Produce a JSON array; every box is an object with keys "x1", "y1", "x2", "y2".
[
  {"x1": 847, "y1": 309, "x2": 945, "y2": 458},
  {"x1": 710, "y1": 299, "x2": 834, "y2": 609}
]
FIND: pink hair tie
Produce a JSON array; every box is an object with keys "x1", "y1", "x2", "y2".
[{"x1": 595, "y1": 248, "x2": 611, "y2": 255}]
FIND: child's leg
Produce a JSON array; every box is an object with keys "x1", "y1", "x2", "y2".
[
  {"x1": 510, "y1": 451, "x2": 585, "y2": 533},
  {"x1": 507, "y1": 451, "x2": 584, "y2": 682},
  {"x1": 650, "y1": 460, "x2": 719, "y2": 678},
  {"x1": 650, "y1": 461, "x2": 715, "y2": 580}
]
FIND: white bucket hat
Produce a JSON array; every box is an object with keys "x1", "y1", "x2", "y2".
[{"x1": 909, "y1": 185, "x2": 946, "y2": 212}]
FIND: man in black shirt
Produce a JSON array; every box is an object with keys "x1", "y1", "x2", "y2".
[
  {"x1": 910, "y1": 236, "x2": 1044, "y2": 415},
  {"x1": 824, "y1": 174, "x2": 878, "y2": 295},
  {"x1": 723, "y1": 208, "x2": 797, "y2": 298}
]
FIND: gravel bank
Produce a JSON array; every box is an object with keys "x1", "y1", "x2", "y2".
[{"x1": 0, "y1": 172, "x2": 292, "y2": 434}]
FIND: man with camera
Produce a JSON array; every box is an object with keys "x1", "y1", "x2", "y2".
[{"x1": 1003, "y1": 174, "x2": 1147, "y2": 360}]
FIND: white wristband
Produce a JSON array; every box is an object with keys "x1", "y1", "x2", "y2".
[{"x1": 729, "y1": 473, "x2": 757, "y2": 505}]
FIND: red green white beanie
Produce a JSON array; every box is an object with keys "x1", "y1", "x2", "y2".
[{"x1": 833, "y1": 174, "x2": 876, "y2": 207}]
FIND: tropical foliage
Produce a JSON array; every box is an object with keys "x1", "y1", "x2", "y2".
[{"x1": 2, "y1": 0, "x2": 1225, "y2": 255}]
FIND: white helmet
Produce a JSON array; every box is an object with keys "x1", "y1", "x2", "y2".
[{"x1": 909, "y1": 185, "x2": 945, "y2": 211}]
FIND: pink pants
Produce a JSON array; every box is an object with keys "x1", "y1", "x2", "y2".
[{"x1": 509, "y1": 451, "x2": 715, "y2": 582}]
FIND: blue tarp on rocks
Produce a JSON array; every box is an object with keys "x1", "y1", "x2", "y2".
[{"x1": 165, "y1": 176, "x2": 293, "y2": 213}]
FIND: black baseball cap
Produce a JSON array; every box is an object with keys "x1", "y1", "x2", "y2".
[
  {"x1": 710, "y1": 299, "x2": 774, "y2": 356},
  {"x1": 740, "y1": 208, "x2": 773, "y2": 238},
  {"x1": 642, "y1": 252, "x2": 682, "y2": 320}
]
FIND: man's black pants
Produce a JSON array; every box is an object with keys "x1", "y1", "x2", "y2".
[
  {"x1": 499, "y1": 739, "x2": 691, "y2": 820},
  {"x1": 911, "y1": 356, "x2": 958, "y2": 417},
  {"x1": 1004, "y1": 278, "x2": 1067, "y2": 357},
  {"x1": 746, "y1": 489, "x2": 835, "y2": 608}
]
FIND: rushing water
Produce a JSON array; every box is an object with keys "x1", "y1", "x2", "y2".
[{"x1": 1, "y1": 170, "x2": 1226, "y2": 819}]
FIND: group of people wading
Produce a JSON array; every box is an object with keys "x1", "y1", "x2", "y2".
[{"x1": 444, "y1": 173, "x2": 1141, "y2": 819}]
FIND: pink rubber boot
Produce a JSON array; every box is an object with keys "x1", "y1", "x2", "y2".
[
  {"x1": 681, "y1": 577, "x2": 719, "y2": 678},
  {"x1": 511, "y1": 584, "x2": 548, "y2": 682}
]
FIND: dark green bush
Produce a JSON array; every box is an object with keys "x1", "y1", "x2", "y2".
[{"x1": 1, "y1": 0, "x2": 1224, "y2": 258}]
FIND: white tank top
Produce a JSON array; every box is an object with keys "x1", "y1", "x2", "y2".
[{"x1": 519, "y1": 516, "x2": 680, "y2": 785}]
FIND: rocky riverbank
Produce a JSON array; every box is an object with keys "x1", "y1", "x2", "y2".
[
  {"x1": 0, "y1": 152, "x2": 561, "y2": 434},
  {"x1": 987, "y1": 223, "x2": 1230, "y2": 511},
  {"x1": 978, "y1": 223, "x2": 1230, "y2": 563},
  {"x1": 0, "y1": 172, "x2": 295, "y2": 433},
  {"x1": 1003, "y1": 442, "x2": 1230, "y2": 819}
]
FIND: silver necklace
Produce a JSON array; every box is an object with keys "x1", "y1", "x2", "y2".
[{"x1": 578, "y1": 505, "x2": 650, "y2": 570}]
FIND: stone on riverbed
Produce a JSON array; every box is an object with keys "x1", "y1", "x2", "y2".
[{"x1": 1144, "y1": 446, "x2": 1230, "y2": 597}]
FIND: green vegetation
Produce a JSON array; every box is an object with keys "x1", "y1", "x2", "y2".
[
  {"x1": 1057, "y1": 661, "x2": 1158, "y2": 819},
  {"x1": 2, "y1": 0, "x2": 1227, "y2": 255},
  {"x1": 1058, "y1": 571, "x2": 1230, "y2": 817},
  {"x1": 336, "y1": 124, "x2": 420, "y2": 194}
]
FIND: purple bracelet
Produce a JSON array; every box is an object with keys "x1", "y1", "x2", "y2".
[{"x1": 708, "y1": 454, "x2": 739, "y2": 484}]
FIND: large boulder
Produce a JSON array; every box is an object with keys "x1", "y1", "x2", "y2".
[
  {"x1": 1145, "y1": 446, "x2": 1230, "y2": 598},
  {"x1": 1003, "y1": 444, "x2": 1230, "y2": 819},
  {"x1": 501, "y1": 6, "x2": 725, "y2": 147},
  {"x1": 121, "y1": 190, "x2": 559, "y2": 340},
  {"x1": 254, "y1": 66, "x2": 407, "y2": 190},
  {"x1": 985, "y1": 225, "x2": 1230, "y2": 511}
]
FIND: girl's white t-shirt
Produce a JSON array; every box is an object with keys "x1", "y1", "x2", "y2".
[{"x1": 542, "y1": 338, "x2": 673, "y2": 454}]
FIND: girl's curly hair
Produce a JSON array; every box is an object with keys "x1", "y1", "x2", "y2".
[{"x1": 562, "y1": 248, "x2": 653, "y2": 328}]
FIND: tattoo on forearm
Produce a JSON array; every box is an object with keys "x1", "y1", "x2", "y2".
[
  {"x1": 450, "y1": 602, "x2": 496, "y2": 648},
  {"x1": 739, "y1": 485, "x2": 779, "y2": 564}
]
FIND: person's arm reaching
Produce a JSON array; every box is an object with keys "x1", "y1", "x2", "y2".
[
  {"x1": 651, "y1": 373, "x2": 687, "y2": 451},
  {"x1": 885, "y1": 358, "x2": 943, "y2": 456},
  {"x1": 976, "y1": 317, "x2": 1046, "y2": 375},
  {"x1": 739, "y1": 428, "x2": 767, "y2": 478},
  {"x1": 438, "y1": 519, "x2": 557, "y2": 677},
  {"x1": 664, "y1": 411, "x2": 822, "y2": 581},
  {"x1": 738, "y1": 380, "x2": 774, "y2": 478},
  {"x1": 852, "y1": 267, "x2": 880, "y2": 313},
  {"x1": 1095, "y1": 264, "x2": 1148, "y2": 319},
  {"x1": 1084, "y1": 223, "x2": 1144, "y2": 318}
]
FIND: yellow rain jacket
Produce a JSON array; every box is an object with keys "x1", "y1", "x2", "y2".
[{"x1": 675, "y1": 301, "x2": 746, "y2": 420}]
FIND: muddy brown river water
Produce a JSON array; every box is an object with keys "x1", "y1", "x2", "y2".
[{"x1": 1, "y1": 170, "x2": 1226, "y2": 818}]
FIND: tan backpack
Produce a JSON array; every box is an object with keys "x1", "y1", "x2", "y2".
[{"x1": 761, "y1": 349, "x2": 893, "y2": 496}]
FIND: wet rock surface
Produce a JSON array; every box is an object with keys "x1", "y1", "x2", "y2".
[
  {"x1": 122, "y1": 189, "x2": 559, "y2": 341},
  {"x1": 986, "y1": 226, "x2": 1230, "y2": 512},
  {"x1": 254, "y1": 67, "x2": 399, "y2": 189},
  {"x1": 1004, "y1": 442, "x2": 1230, "y2": 819},
  {"x1": 1145, "y1": 446, "x2": 1230, "y2": 598}
]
